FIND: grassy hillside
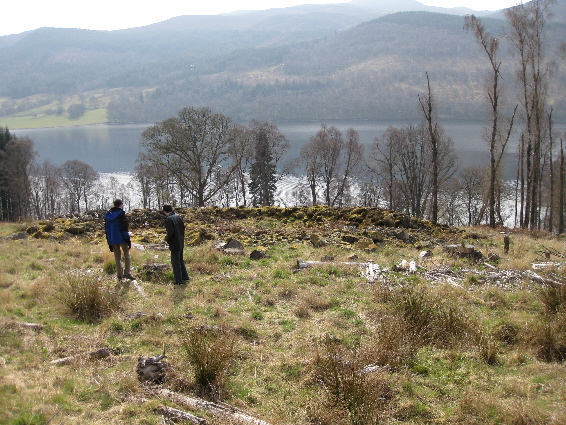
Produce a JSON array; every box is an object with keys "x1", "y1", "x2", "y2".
[{"x1": 1, "y1": 206, "x2": 565, "y2": 424}]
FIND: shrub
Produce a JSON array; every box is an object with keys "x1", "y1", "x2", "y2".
[
  {"x1": 392, "y1": 285, "x2": 471, "y2": 349},
  {"x1": 311, "y1": 335, "x2": 394, "y2": 425},
  {"x1": 181, "y1": 324, "x2": 237, "y2": 401},
  {"x1": 56, "y1": 276, "x2": 123, "y2": 322},
  {"x1": 538, "y1": 282, "x2": 566, "y2": 314},
  {"x1": 529, "y1": 312, "x2": 566, "y2": 362}
]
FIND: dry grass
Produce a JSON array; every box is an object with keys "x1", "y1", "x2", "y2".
[{"x1": 0, "y1": 221, "x2": 565, "y2": 424}]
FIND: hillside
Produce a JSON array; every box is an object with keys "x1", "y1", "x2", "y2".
[
  {"x1": 0, "y1": 1, "x2": 565, "y2": 126},
  {"x1": 1, "y1": 206, "x2": 566, "y2": 423}
]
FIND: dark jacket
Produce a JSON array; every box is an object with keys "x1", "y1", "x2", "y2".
[
  {"x1": 105, "y1": 207, "x2": 130, "y2": 246},
  {"x1": 165, "y1": 211, "x2": 185, "y2": 251}
]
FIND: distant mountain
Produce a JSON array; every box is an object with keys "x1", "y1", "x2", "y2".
[
  {"x1": 0, "y1": 1, "x2": 564, "y2": 123},
  {"x1": 348, "y1": 0, "x2": 489, "y2": 15}
]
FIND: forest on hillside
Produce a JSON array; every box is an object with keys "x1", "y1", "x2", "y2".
[{"x1": 1, "y1": 6, "x2": 565, "y2": 123}]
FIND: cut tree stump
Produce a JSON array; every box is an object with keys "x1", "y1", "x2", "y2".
[
  {"x1": 137, "y1": 351, "x2": 169, "y2": 384},
  {"x1": 443, "y1": 243, "x2": 483, "y2": 261}
]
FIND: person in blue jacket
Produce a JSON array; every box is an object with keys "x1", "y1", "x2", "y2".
[
  {"x1": 105, "y1": 199, "x2": 133, "y2": 280},
  {"x1": 162, "y1": 204, "x2": 189, "y2": 285}
]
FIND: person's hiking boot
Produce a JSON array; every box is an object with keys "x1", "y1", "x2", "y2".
[{"x1": 123, "y1": 274, "x2": 135, "y2": 280}]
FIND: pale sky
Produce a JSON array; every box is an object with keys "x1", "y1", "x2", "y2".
[{"x1": 2, "y1": 0, "x2": 520, "y2": 37}]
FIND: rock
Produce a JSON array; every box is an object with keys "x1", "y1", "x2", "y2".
[
  {"x1": 341, "y1": 234, "x2": 360, "y2": 244},
  {"x1": 443, "y1": 243, "x2": 483, "y2": 261},
  {"x1": 225, "y1": 238, "x2": 244, "y2": 249},
  {"x1": 395, "y1": 229, "x2": 411, "y2": 242},
  {"x1": 42, "y1": 223, "x2": 56, "y2": 232},
  {"x1": 26, "y1": 226, "x2": 39, "y2": 235},
  {"x1": 369, "y1": 230, "x2": 385, "y2": 243},
  {"x1": 250, "y1": 250, "x2": 269, "y2": 260},
  {"x1": 224, "y1": 248, "x2": 245, "y2": 256},
  {"x1": 11, "y1": 232, "x2": 28, "y2": 240},
  {"x1": 310, "y1": 233, "x2": 327, "y2": 248},
  {"x1": 66, "y1": 226, "x2": 86, "y2": 235}
]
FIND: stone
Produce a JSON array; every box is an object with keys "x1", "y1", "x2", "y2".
[{"x1": 250, "y1": 250, "x2": 269, "y2": 260}]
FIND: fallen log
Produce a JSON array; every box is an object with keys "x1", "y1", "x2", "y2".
[
  {"x1": 156, "y1": 406, "x2": 206, "y2": 424},
  {"x1": 153, "y1": 389, "x2": 272, "y2": 425},
  {"x1": 296, "y1": 259, "x2": 366, "y2": 270},
  {"x1": 6, "y1": 322, "x2": 43, "y2": 332},
  {"x1": 51, "y1": 348, "x2": 111, "y2": 365}
]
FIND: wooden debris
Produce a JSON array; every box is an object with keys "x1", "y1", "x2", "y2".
[
  {"x1": 131, "y1": 279, "x2": 146, "y2": 297},
  {"x1": 156, "y1": 406, "x2": 207, "y2": 424},
  {"x1": 296, "y1": 259, "x2": 366, "y2": 270},
  {"x1": 7, "y1": 322, "x2": 43, "y2": 332},
  {"x1": 154, "y1": 389, "x2": 272, "y2": 425},
  {"x1": 541, "y1": 245, "x2": 566, "y2": 259},
  {"x1": 443, "y1": 243, "x2": 483, "y2": 261},
  {"x1": 137, "y1": 350, "x2": 169, "y2": 384},
  {"x1": 51, "y1": 348, "x2": 111, "y2": 365},
  {"x1": 531, "y1": 262, "x2": 563, "y2": 270}
]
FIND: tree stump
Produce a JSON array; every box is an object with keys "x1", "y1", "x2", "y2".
[
  {"x1": 504, "y1": 235, "x2": 510, "y2": 254},
  {"x1": 137, "y1": 351, "x2": 169, "y2": 384}
]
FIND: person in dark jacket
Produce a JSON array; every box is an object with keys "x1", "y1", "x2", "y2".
[
  {"x1": 163, "y1": 204, "x2": 189, "y2": 285},
  {"x1": 105, "y1": 199, "x2": 133, "y2": 280}
]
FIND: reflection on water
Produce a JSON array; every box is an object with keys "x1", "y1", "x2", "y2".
[{"x1": 14, "y1": 120, "x2": 566, "y2": 175}]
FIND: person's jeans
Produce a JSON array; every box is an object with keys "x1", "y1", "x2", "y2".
[
  {"x1": 112, "y1": 243, "x2": 130, "y2": 278},
  {"x1": 171, "y1": 249, "x2": 189, "y2": 284}
]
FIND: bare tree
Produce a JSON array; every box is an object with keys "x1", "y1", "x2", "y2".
[
  {"x1": 333, "y1": 128, "x2": 364, "y2": 207},
  {"x1": 370, "y1": 126, "x2": 402, "y2": 210},
  {"x1": 227, "y1": 124, "x2": 254, "y2": 206},
  {"x1": 61, "y1": 160, "x2": 99, "y2": 214},
  {"x1": 29, "y1": 160, "x2": 62, "y2": 219},
  {"x1": 141, "y1": 107, "x2": 237, "y2": 207},
  {"x1": 505, "y1": 0, "x2": 555, "y2": 229},
  {"x1": 465, "y1": 15, "x2": 517, "y2": 228},
  {"x1": 459, "y1": 167, "x2": 485, "y2": 226},
  {"x1": 395, "y1": 124, "x2": 430, "y2": 218},
  {"x1": 374, "y1": 123, "x2": 457, "y2": 220},
  {"x1": 298, "y1": 124, "x2": 363, "y2": 207},
  {"x1": 418, "y1": 72, "x2": 440, "y2": 223}
]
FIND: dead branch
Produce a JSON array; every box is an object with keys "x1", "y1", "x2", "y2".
[
  {"x1": 50, "y1": 348, "x2": 111, "y2": 365},
  {"x1": 6, "y1": 322, "x2": 43, "y2": 332},
  {"x1": 296, "y1": 259, "x2": 366, "y2": 270},
  {"x1": 524, "y1": 270, "x2": 564, "y2": 286},
  {"x1": 153, "y1": 389, "x2": 272, "y2": 425},
  {"x1": 156, "y1": 405, "x2": 207, "y2": 424},
  {"x1": 541, "y1": 245, "x2": 566, "y2": 259}
]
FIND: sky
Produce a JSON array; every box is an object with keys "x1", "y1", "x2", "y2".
[{"x1": 2, "y1": 0, "x2": 521, "y2": 37}]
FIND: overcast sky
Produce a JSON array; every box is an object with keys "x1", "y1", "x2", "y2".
[{"x1": 2, "y1": 0, "x2": 520, "y2": 37}]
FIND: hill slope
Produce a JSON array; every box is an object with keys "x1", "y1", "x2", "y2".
[{"x1": 0, "y1": 2, "x2": 565, "y2": 125}]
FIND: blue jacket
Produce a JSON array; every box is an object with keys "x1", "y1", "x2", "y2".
[{"x1": 105, "y1": 207, "x2": 129, "y2": 246}]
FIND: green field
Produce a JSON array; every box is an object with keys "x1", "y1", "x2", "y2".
[
  {"x1": 1, "y1": 207, "x2": 565, "y2": 425},
  {"x1": 0, "y1": 108, "x2": 109, "y2": 129}
]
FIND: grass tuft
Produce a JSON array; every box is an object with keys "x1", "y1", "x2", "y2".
[
  {"x1": 181, "y1": 324, "x2": 238, "y2": 401},
  {"x1": 55, "y1": 275, "x2": 123, "y2": 322}
]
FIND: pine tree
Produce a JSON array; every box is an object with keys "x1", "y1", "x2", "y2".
[{"x1": 249, "y1": 129, "x2": 277, "y2": 207}]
